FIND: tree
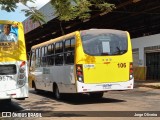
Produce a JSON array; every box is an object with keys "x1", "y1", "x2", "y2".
[
  {"x1": 0, "y1": 0, "x2": 45, "y2": 24},
  {"x1": 0, "y1": 0, "x2": 115, "y2": 23},
  {"x1": 50, "y1": 0, "x2": 116, "y2": 21}
]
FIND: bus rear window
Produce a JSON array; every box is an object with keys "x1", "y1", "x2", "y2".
[
  {"x1": 81, "y1": 30, "x2": 128, "y2": 56},
  {"x1": 0, "y1": 65, "x2": 17, "y2": 75}
]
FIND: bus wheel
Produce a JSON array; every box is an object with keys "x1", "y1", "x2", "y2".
[
  {"x1": 54, "y1": 85, "x2": 61, "y2": 100},
  {"x1": 32, "y1": 81, "x2": 39, "y2": 92},
  {"x1": 89, "y1": 92, "x2": 104, "y2": 99}
]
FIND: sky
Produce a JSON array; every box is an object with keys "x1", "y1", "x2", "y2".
[{"x1": 0, "y1": 0, "x2": 50, "y2": 22}]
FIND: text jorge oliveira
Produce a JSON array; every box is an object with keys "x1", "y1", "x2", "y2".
[{"x1": 134, "y1": 112, "x2": 158, "y2": 117}]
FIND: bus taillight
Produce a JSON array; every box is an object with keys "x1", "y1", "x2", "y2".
[
  {"x1": 76, "y1": 64, "x2": 84, "y2": 82},
  {"x1": 129, "y1": 62, "x2": 134, "y2": 80},
  {"x1": 18, "y1": 61, "x2": 26, "y2": 86},
  {"x1": 77, "y1": 71, "x2": 82, "y2": 76},
  {"x1": 20, "y1": 61, "x2": 26, "y2": 67}
]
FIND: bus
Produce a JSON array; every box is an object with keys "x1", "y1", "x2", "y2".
[
  {"x1": 0, "y1": 20, "x2": 28, "y2": 101},
  {"x1": 29, "y1": 29, "x2": 134, "y2": 99}
]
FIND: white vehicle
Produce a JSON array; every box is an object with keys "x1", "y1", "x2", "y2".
[{"x1": 0, "y1": 20, "x2": 28, "y2": 101}]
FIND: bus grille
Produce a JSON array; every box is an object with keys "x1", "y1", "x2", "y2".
[{"x1": 0, "y1": 65, "x2": 17, "y2": 75}]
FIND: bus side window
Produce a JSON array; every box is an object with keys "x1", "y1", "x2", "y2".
[
  {"x1": 41, "y1": 46, "x2": 47, "y2": 67},
  {"x1": 30, "y1": 50, "x2": 36, "y2": 68},
  {"x1": 47, "y1": 44, "x2": 55, "y2": 66},
  {"x1": 55, "y1": 41, "x2": 63, "y2": 65},
  {"x1": 35, "y1": 48, "x2": 41, "y2": 67},
  {"x1": 64, "y1": 38, "x2": 75, "y2": 64}
]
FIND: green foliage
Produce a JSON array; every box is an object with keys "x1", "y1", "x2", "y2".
[
  {"x1": 74, "y1": 0, "x2": 92, "y2": 20},
  {"x1": 0, "y1": 0, "x2": 35, "y2": 12},
  {"x1": 0, "y1": 0, "x2": 115, "y2": 23},
  {"x1": 0, "y1": 0, "x2": 18, "y2": 12},
  {"x1": 50, "y1": 0, "x2": 75, "y2": 21},
  {"x1": 21, "y1": 6, "x2": 46, "y2": 25},
  {"x1": 51, "y1": 0, "x2": 116, "y2": 21},
  {"x1": 0, "y1": 0, "x2": 45, "y2": 24}
]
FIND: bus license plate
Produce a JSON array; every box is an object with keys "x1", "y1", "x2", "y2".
[
  {"x1": 0, "y1": 76, "x2": 13, "y2": 81},
  {"x1": 103, "y1": 84, "x2": 112, "y2": 89}
]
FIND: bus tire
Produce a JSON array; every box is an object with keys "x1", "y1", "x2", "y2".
[
  {"x1": 32, "y1": 81, "x2": 39, "y2": 92},
  {"x1": 53, "y1": 84, "x2": 61, "y2": 100},
  {"x1": 89, "y1": 92, "x2": 104, "y2": 98}
]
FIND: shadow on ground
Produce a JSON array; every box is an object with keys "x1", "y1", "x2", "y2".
[
  {"x1": 0, "y1": 100, "x2": 24, "y2": 112},
  {"x1": 30, "y1": 90, "x2": 126, "y2": 105}
]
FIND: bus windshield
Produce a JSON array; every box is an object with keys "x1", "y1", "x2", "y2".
[
  {"x1": 81, "y1": 29, "x2": 128, "y2": 56},
  {"x1": 0, "y1": 24, "x2": 18, "y2": 42}
]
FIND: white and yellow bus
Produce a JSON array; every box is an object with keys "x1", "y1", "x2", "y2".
[
  {"x1": 0, "y1": 20, "x2": 28, "y2": 101},
  {"x1": 29, "y1": 29, "x2": 134, "y2": 99}
]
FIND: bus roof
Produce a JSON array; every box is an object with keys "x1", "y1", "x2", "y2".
[
  {"x1": 0, "y1": 20, "x2": 20, "y2": 25},
  {"x1": 31, "y1": 31, "x2": 78, "y2": 49},
  {"x1": 31, "y1": 29, "x2": 128, "y2": 50}
]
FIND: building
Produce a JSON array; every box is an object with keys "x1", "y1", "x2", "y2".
[
  {"x1": 132, "y1": 34, "x2": 160, "y2": 80},
  {"x1": 23, "y1": 0, "x2": 160, "y2": 81}
]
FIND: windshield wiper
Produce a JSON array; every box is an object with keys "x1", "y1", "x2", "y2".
[
  {"x1": 112, "y1": 47, "x2": 127, "y2": 55},
  {"x1": 120, "y1": 50, "x2": 127, "y2": 54}
]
